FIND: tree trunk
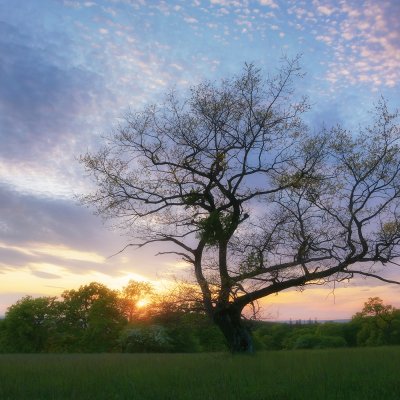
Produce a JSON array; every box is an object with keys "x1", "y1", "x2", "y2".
[{"x1": 213, "y1": 307, "x2": 254, "y2": 353}]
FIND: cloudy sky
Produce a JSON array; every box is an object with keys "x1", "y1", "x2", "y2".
[{"x1": 0, "y1": 0, "x2": 399, "y2": 320}]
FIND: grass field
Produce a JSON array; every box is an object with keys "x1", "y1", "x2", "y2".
[{"x1": 0, "y1": 347, "x2": 399, "y2": 399}]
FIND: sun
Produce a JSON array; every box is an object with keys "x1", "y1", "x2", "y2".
[{"x1": 136, "y1": 298, "x2": 150, "y2": 309}]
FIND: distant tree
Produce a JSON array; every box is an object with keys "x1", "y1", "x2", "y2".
[
  {"x1": 357, "y1": 297, "x2": 395, "y2": 318},
  {"x1": 120, "y1": 280, "x2": 153, "y2": 322},
  {"x1": 61, "y1": 282, "x2": 126, "y2": 351},
  {"x1": 80, "y1": 57, "x2": 400, "y2": 352},
  {"x1": 1, "y1": 296, "x2": 60, "y2": 352},
  {"x1": 253, "y1": 322, "x2": 293, "y2": 350},
  {"x1": 152, "y1": 281, "x2": 206, "y2": 320},
  {"x1": 292, "y1": 333, "x2": 346, "y2": 350},
  {"x1": 352, "y1": 297, "x2": 400, "y2": 346},
  {"x1": 316, "y1": 322, "x2": 347, "y2": 343},
  {"x1": 0, "y1": 319, "x2": 5, "y2": 352}
]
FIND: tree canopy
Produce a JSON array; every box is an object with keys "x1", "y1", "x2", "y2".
[
  {"x1": 0, "y1": 281, "x2": 227, "y2": 353},
  {"x1": 2, "y1": 290, "x2": 400, "y2": 353},
  {"x1": 80, "y1": 58, "x2": 400, "y2": 352}
]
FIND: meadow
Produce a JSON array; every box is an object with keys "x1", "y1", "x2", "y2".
[{"x1": 0, "y1": 347, "x2": 399, "y2": 400}]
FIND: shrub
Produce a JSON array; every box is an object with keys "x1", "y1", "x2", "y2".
[
  {"x1": 293, "y1": 334, "x2": 321, "y2": 349},
  {"x1": 119, "y1": 325, "x2": 173, "y2": 353},
  {"x1": 293, "y1": 334, "x2": 346, "y2": 349},
  {"x1": 317, "y1": 335, "x2": 347, "y2": 348}
]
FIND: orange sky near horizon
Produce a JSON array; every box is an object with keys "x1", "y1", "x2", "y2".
[{"x1": 0, "y1": 239, "x2": 399, "y2": 321}]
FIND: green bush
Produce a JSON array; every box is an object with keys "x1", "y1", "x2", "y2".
[
  {"x1": 316, "y1": 322, "x2": 345, "y2": 338},
  {"x1": 253, "y1": 323, "x2": 294, "y2": 350},
  {"x1": 283, "y1": 326, "x2": 318, "y2": 349},
  {"x1": 317, "y1": 335, "x2": 347, "y2": 348},
  {"x1": 293, "y1": 333, "x2": 321, "y2": 349},
  {"x1": 0, "y1": 319, "x2": 6, "y2": 352},
  {"x1": 165, "y1": 324, "x2": 202, "y2": 353},
  {"x1": 293, "y1": 334, "x2": 346, "y2": 349},
  {"x1": 119, "y1": 325, "x2": 173, "y2": 353}
]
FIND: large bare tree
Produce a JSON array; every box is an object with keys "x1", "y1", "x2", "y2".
[{"x1": 80, "y1": 58, "x2": 400, "y2": 352}]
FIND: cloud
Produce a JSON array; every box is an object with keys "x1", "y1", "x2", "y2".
[
  {"x1": 0, "y1": 184, "x2": 113, "y2": 254},
  {"x1": 0, "y1": 184, "x2": 175, "y2": 280},
  {"x1": 0, "y1": 22, "x2": 107, "y2": 163},
  {"x1": 312, "y1": 0, "x2": 400, "y2": 90},
  {"x1": 184, "y1": 16, "x2": 198, "y2": 24},
  {"x1": 209, "y1": 0, "x2": 240, "y2": 5},
  {"x1": 259, "y1": 0, "x2": 279, "y2": 8},
  {"x1": 0, "y1": 246, "x2": 33, "y2": 269},
  {"x1": 316, "y1": 5, "x2": 334, "y2": 16},
  {"x1": 30, "y1": 270, "x2": 63, "y2": 280}
]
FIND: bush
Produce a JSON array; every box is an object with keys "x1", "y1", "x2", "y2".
[
  {"x1": 152, "y1": 312, "x2": 226, "y2": 352},
  {"x1": 316, "y1": 322, "x2": 345, "y2": 338},
  {"x1": 293, "y1": 334, "x2": 346, "y2": 349},
  {"x1": 318, "y1": 335, "x2": 347, "y2": 348},
  {"x1": 165, "y1": 324, "x2": 201, "y2": 353},
  {"x1": 283, "y1": 326, "x2": 318, "y2": 349},
  {"x1": 293, "y1": 334, "x2": 321, "y2": 349},
  {"x1": 0, "y1": 319, "x2": 6, "y2": 353},
  {"x1": 119, "y1": 325, "x2": 173, "y2": 353}
]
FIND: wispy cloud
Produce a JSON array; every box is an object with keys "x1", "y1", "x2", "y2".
[{"x1": 0, "y1": 184, "x2": 168, "y2": 290}]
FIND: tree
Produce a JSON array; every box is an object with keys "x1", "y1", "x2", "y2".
[
  {"x1": 61, "y1": 282, "x2": 126, "y2": 351},
  {"x1": 352, "y1": 297, "x2": 400, "y2": 346},
  {"x1": 357, "y1": 297, "x2": 395, "y2": 318},
  {"x1": 1, "y1": 296, "x2": 61, "y2": 352},
  {"x1": 151, "y1": 280, "x2": 206, "y2": 318},
  {"x1": 120, "y1": 280, "x2": 153, "y2": 322},
  {"x1": 80, "y1": 57, "x2": 400, "y2": 352}
]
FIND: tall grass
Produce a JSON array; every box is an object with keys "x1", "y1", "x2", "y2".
[{"x1": 0, "y1": 347, "x2": 399, "y2": 399}]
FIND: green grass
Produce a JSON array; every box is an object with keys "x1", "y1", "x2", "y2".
[{"x1": 0, "y1": 347, "x2": 399, "y2": 399}]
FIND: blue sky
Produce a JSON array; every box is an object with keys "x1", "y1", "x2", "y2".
[{"x1": 0, "y1": 0, "x2": 399, "y2": 319}]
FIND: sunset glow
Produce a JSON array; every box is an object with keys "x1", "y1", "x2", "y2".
[{"x1": 136, "y1": 298, "x2": 151, "y2": 309}]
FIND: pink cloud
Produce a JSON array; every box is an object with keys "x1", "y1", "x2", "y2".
[{"x1": 309, "y1": 0, "x2": 400, "y2": 89}]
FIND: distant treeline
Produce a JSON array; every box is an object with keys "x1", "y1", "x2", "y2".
[
  {"x1": 0, "y1": 281, "x2": 399, "y2": 353},
  {"x1": 0, "y1": 281, "x2": 226, "y2": 353}
]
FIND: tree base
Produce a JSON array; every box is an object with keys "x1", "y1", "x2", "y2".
[{"x1": 213, "y1": 309, "x2": 254, "y2": 353}]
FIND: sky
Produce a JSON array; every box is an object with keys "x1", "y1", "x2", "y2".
[{"x1": 0, "y1": 0, "x2": 399, "y2": 320}]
